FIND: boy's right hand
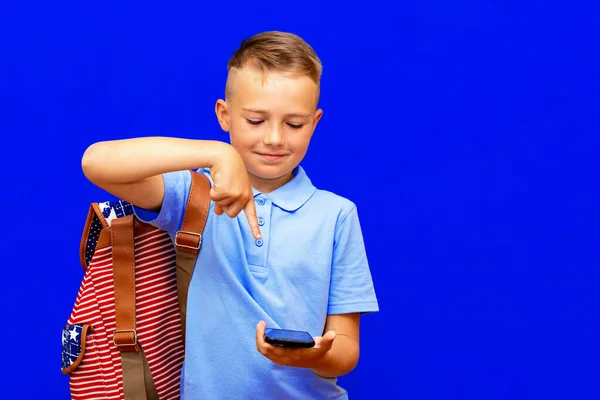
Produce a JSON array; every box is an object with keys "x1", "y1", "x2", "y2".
[{"x1": 209, "y1": 145, "x2": 261, "y2": 239}]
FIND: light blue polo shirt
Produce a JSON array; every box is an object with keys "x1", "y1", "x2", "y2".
[{"x1": 134, "y1": 165, "x2": 379, "y2": 400}]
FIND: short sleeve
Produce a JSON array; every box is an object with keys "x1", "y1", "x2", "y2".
[
  {"x1": 328, "y1": 206, "x2": 379, "y2": 315},
  {"x1": 133, "y1": 169, "x2": 193, "y2": 236}
]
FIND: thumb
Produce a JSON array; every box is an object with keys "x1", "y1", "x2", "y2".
[{"x1": 321, "y1": 331, "x2": 336, "y2": 350}]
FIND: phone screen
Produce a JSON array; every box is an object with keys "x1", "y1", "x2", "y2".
[{"x1": 265, "y1": 328, "x2": 313, "y2": 342}]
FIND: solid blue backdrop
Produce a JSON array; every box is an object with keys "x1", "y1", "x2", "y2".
[{"x1": 1, "y1": 0, "x2": 598, "y2": 399}]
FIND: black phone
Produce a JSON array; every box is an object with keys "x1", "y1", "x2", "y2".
[{"x1": 264, "y1": 328, "x2": 315, "y2": 348}]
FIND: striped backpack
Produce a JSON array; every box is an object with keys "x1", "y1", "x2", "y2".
[{"x1": 61, "y1": 171, "x2": 210, "y2": 400}]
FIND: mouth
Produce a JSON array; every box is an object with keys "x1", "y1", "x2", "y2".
[{"x1": 256, "y1": 152, "x2": 288, "y2": 161}]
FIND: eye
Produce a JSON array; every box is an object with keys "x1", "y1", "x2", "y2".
[
  {"x1": 287, "y1": 123, "x2": 304, "y2": 129},
  {"x1": 246, "y1": 119, "x2": 264, "y2": 126}
]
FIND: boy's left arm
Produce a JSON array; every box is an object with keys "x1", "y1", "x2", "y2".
[
  {"x1": 255, "y1": 313, "x2": 360, "y2": 378},
  {"x1": 311, "y1": 312, "x2": 361, "y2": 377}
]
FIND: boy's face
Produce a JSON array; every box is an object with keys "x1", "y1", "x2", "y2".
[{"x1": 215, "y1": 68, "x2": 322, "y2": 192}]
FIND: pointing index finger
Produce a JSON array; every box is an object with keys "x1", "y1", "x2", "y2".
[{"x1": 244, "y1": 197, "x2": 262, "y2": 239}]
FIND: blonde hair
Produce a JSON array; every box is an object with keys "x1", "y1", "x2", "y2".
[{"x1": 225, "y1": 31, "x2": 322, "y2": 99}]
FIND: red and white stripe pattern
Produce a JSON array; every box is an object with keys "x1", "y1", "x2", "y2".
[{"x1": 66, "y1": 228, "x2": 185, "y2": 400}]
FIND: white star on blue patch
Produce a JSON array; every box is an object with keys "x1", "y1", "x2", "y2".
[{"x1": 61, "y1": 324, "x2": 84, "y2": 370}]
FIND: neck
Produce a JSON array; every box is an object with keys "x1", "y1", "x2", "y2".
[{"x1": 249, "y1": 171, "x2": 294, "y2": 194}]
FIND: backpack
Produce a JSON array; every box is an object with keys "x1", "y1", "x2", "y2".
[{"x1": 61, "y1": 171, "x2": 210, "y2": 400}]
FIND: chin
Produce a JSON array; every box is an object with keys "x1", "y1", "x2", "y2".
[{"x1": 249, "y1": 165, "x2": 294, "y2": 181}]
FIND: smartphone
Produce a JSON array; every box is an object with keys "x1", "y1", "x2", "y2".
[{"x1": 264, "y1": 328, "x2": 315, "y2": 348}]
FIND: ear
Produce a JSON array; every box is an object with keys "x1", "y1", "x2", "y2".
[
  {"x1": 312, "y1": 108, "x2": 323, "y2": 130},
  {"x1": 215, "y1": 99, "x2": 230, "y2": 132}
]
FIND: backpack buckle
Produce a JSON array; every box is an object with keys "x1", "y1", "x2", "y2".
[
  {"x1": 113, "y1": 330, "x2": 137, "y2": 347},
  {"x1": 175, "y1": 230, "x2": 202, "y2": 251}
]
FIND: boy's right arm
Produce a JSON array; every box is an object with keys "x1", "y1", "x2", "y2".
[{"x1": 81, "y1": 136, "x2": 261, "y2": 238}]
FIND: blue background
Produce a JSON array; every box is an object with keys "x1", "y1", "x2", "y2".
[{"x1": 1, "y1": 0, "x2": 598, "y2": 399}]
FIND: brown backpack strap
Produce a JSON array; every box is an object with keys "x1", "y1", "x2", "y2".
[
  {"x1": 175, "y1": 171, "x2": 211, "y2": 343},
  {"x1": 111, "y1": 214, "x2": 159, "y2": 400},
  {"x1": 112, "y1": 214, "x2": 138, "y2": 352},
  {"x1": 175, "y1": 171, "x2": 211, "y2": 253},
  {"x1": 120, "y1": 349, "x2": 159, "y2": 400}
]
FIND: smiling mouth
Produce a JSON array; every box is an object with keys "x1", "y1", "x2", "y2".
[{"x1": 257, "y1": 153, "x2": 287, "y2": 158}]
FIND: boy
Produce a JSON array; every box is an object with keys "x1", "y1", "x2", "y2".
[{"x1": 82, "y1": 31, "x2": 378, "y2": 399}]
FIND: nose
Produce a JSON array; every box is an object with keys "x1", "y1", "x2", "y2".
[{"x1": 263, "y1": 123, "x2": 284, "y2": 146}]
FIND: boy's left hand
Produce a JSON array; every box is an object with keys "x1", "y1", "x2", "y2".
[{"x1": 255, "y1": 321, "x2": 336, "y2": 369}]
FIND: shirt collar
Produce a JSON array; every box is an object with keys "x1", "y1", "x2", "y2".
[{"x1": 252, "y1": 166, "x2": 316, "y2": 212}]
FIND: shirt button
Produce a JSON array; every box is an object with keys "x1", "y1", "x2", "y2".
[
  {"x1": 255, "y1": 239, "x2": 263, "y2": 247},
  {"x1": 256, "y1": 198, "x2": 265, "y2": 206},
  {"x1": 258, "y1": 217, "x2": 265, "y2": 226}
]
